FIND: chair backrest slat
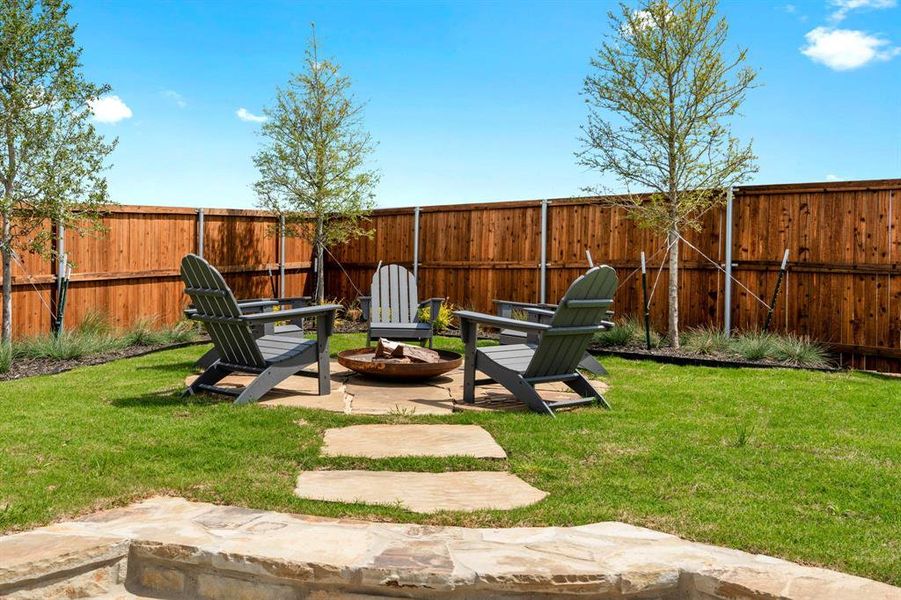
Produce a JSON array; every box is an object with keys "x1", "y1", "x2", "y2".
[
  {"x1": 370, "y1": 264, "x2": 419, "y2": 324},
  {"x1": 180, "y1": 254, "x2": 266, "y2": 368},
  {"x1": 525, "y1": 266, "x2": 617, "y2": 378}
]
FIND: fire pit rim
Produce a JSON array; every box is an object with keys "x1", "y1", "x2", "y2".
[{"x1": 336, "y1": 347, "x2": 463, "y2": 381}]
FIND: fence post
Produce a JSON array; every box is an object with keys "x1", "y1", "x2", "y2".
[
  {"x1": 53, "y1": 221, "x2": 66, "y2": 334},
  {"x1": 413, "y1": 206, "x2": 420, "y2": 280},
  {"x1": 278, "y1": 214, "x2": 286, "y2": 297},
  {"x1": 723, "y1": 186, "x2": 734, "y2": 336},
  {"x1": 196, "y1": 208, "x2": 205, "y2": 258},
  {"x1": 539, "y1": 199, "x2": 548, "y2": 304}
]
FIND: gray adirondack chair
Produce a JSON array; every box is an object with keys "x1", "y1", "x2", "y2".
[
  {"x1": 456, "y1": 266, "x2": 617, "y2": 416},
  {"x1": 190, "y1": 295, "x2": 312, "y2": 369},
  {"x1": 359, "y1": 264, "x2": 443, "y2": 347},
  {"x1": 180, "y1": 254, "x2": 340, "y2": 405},
  {"x1": 493, "y1": 297, "x2": 612, "y2": 376}
]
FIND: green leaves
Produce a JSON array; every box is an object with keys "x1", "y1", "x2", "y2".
[
  {"x1": 578, "y1": 0, "x2": 758, "y2": 224},
  {"x1": 0, "y1": 0, "x2": 116, "y2": 340},
  {"x1": 253, "y1": 27, "x2": 378, "y2": 300}
]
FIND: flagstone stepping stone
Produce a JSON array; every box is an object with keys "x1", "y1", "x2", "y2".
[
  {"x1": 343, "y1": 377, "x2": 454, "y2": 415},
  {"x1": 294, "y1": 470, "x2": 546, "y2": 513},
  {"x1": 321, "y1": 424, "x2": 507, "y2": 459}
]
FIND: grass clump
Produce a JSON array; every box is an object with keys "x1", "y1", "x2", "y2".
[
  {"x1": 594, "y1": 317, "x2": 661, "y2": 348},
  {"x1": 123, "y1": 317, "x2": 200, "y2": 347},
  {"x1": 2, "y1": 314, "x2": 200, "y2": 371},
  {"x1": 0, "y1": 343, "x2": 11, "y2": 373},
  {"x1": 15, "y1": 331, "x2": 124, "y2": 361},
  {"x1": 683, "y1": 325, "x2": 731, "y2": 355},
  {"x1": 594, "y1": 318, "x2": 636, "y2": 347},
  {"x1": 729, "y1": 331, "x2": 777, "y2": 361},
  {"x1": 771, "y1": 334, "x2": 830, "y2": 368}
]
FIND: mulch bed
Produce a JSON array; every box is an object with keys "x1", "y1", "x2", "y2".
[
  {"x1": 0, "y1": 341, "x2": 206, "y2": 382},
  {"x1": 588, "y1": 345, "x2": 841, "y2": 372}
]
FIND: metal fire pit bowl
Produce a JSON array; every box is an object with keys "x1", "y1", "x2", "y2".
[{"x1": 337, "y1": 347, "x2": 463, "y2": 381}]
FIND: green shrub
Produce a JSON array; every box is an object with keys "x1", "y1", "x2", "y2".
[
  {"x1": 772, "y1": 334, "x2": 830, "y2": 368},
  {"x1": 730, "y1": 331, "x2": 778, "y2": 361},
  {"x1": 683, "y1": 325, "x2": 730, "y2": 355},
  {"x1": 418, "y1": 300, "x2": 455, "y2": 332}
]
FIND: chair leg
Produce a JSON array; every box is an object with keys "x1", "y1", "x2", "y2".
[
  {"x1": 194, "y1": 347, "x2": 220, "y2": 370},
  {"x1": 185, "y1": 363, "x2": 229, "y2": 396},
  {"x1": 365, "y1": 331, "x2": 371, "y2": 347},
  {"x1": 577, "y1": 353, "x2": 608, "y2": 376},
  {"x1": 565, "y1": 372, "x2": 610, "y2": 409},
  {"x1": 234, "y1": 364, "x2": 297, "y2": 405},
  {"x1": 502, "y1": 374, "x2": 555, "y2": 416},
  {"x1": 317, "y1": 334, "x2": 331, "y2": 396}
]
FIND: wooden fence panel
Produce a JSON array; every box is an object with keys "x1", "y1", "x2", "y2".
[{"x1": 0, "y1": 180, "x2": 897, "y2": 372}]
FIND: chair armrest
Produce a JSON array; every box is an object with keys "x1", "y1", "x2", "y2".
[
  {"x1": 418, "y1": 297, "x2": 445, "y2": 308},
  {"x1": 417, "y1": 297, "x2": 444, "y2": 323},
  {"x1": 237, "y1": 300, "x2": 280, "y2": 311},
  {"x1": 359, "y1": 296, "x2": 371, "y2": 321},
  {"x1": 272, "y1": 296, "x2": 312, "y2": 307},
  {"x1": 492, "y1": 299, "x2": 558, "y2": 317},
  {"x1": 242, "y1": 304, "x2": 342, "y2": 323},
  {"x1": 454, "y1": 310, "x2": 550, "y2": 332},
  {"x1": 522, "y1": 307, "x2": 555, "y2": 319}
]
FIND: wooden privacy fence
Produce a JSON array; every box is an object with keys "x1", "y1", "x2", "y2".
[{"x1": 3, "y1": 179, "x2": 899, "y2": 372}]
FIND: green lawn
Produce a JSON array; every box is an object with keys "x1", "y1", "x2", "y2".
[{"x1": 0, "y1": 334, "x2": 898, "y2": 584}]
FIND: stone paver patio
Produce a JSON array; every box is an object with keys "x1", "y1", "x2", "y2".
[
  {"x1": 294, "y1": 470, "x2": 546, "y2": 513},
  {"x1": 321, "y1": 424, "x2": 508, "y2": 458},
  {"x1": 2, "y1": 496, "x2": 898, "y2": 599},
  {"x1": 184, "y1": 359, "x2": 608, "y2": 415}
]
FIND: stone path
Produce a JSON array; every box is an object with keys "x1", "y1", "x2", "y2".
[
  {"x1": 321, "y1": 424, "x2": 508, "y2": 458},
  {"x1": 184, "y1": 359, "x2": 608, "y2": 416},
  {"x1": 3, "y1": 496, "x2": 897, "y2": 599},
  {"x1": 295, "y1": 470, "x2": 547, "y2": 513},
  {"x1": 186, "y1": 359, "x2": 605, "y2": 513}
]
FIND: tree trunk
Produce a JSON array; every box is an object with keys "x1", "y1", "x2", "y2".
[
  {"x1": 667, "y1": 225, "x2": 680, "y2": 348},
  {"x1": 1, "y1": 215, "x2": 12, "y2": 345},
  {"x1": 314, "y1": 218, "x2": 325, "y2": 303}
]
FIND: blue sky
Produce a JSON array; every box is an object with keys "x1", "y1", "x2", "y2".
[{"x1": 72, "y1": 0, "x2": 901, "y2": 209}]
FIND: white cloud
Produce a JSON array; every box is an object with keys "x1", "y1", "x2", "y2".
[
  {"x1": 89, "y1": 95, "x2": 133, "y2": 123},
  {"x1": 801, "y1": 26, "x2": 901, "y2": 69},
  {"x1": 620, "y1": 9, "x2": 668, "y2": 37},
  {"x1": 825, "y1": 173, "x2": 840, "y2": 181},
  {"x1": 161, "y1": 89, "x2": 187, "y2": 108},
  {"x1": 785, "y1": 4, "x2": 797, "y2": 13},
  {"x1": 829, "y1": 0, "x2": 896, "y2": 22},
  {"x1": 236, "y1": 107, "x2": 266, "y2": 123}
]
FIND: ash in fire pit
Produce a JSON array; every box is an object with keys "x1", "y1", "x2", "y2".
[{"x1": 373, "y1": 339, "x2": 441, "y2": 364}]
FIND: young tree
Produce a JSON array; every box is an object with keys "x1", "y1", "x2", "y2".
[
  {"x1": 254, "y1": 28, "x2": 378, "y2": 303},
  {"x1": 0, "y1": 0, "x2": 116, "y2": 343},
  {"x1": 578, "y1": 0, "x2": 757, "y2": 347}
]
